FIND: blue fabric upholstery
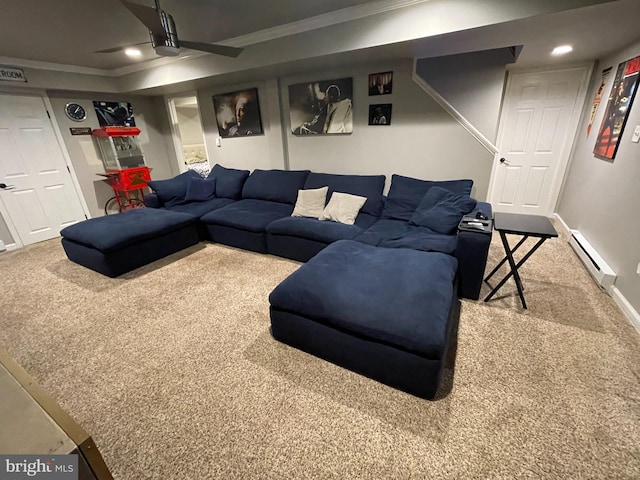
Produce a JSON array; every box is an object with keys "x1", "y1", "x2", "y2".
[
  {"x1": 266, "y1": 217, "x2": 365, "y2": 244},
  {"x1": 456, "y1": 201, "x2": 493, "y2": 300},
  {"x1": 143, "y1": 193, "x2": 161, "y2": 208},
  {"x1": 409, "y1": 186, "x2": 477, "y2": 234},
  {"x1": 147, "y1": 170, "x2": 201, "y2": 207},
  {"x1": 242, "y1": 169, "x2": 310, "y2": 204},
  {"x1": 269, "y1": 240, "x2": 458, "y2": 358},
  {"x1": 200, "y1": 199, "x2": 293, "y2": 232},
  {"x1": 303, "y1": 172, "x2": 385, "y2": 216},
  {"x1": 184, "y1": 177, "x2": 216, "y2": 203},
  {"x1": 207, "y1": 164, "x2": 249, "y2": 199},
  {"x1": 160, "y1": 197, "x2": 235, "y2": 218},
  {"x1": 62, "y1": 226, "x2": 199, "y2": 278},
  {"x1": 382, "y1": 174, "x2": 473, "y2": 221},
  {"x1": 356, "y1": 219, "x2": 458, "y2": 255},
  {"x1": 60, "y1": 209, "x2": 198, "y2": 253}
]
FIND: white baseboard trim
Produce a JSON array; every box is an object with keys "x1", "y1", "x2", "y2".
[
  {"x1": 554, "y1": 213, "x2": 639, "y2": 334},
  {"x1": 610, "y1": 286, "x2": 640, "y2": 334},
  {"x1": 552, "y1": 213, "x2": 572, "y2": 239}
]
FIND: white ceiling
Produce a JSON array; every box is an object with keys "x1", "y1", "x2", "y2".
[
  {"x1": 0, "y1": 0, "x2": 376, "y2": 70},
  {"x1": 1, "y1": 0, "x2": 640, "y2": 92}
]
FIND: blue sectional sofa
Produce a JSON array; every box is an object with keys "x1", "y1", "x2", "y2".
[
  {"x1": 61, "y1": 164, "x2": 492, "y2": 399},
  {"x1": 142, "y1": 165, "x2": 492, "y2": 300}
]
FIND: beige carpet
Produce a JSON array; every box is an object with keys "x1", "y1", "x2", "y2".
[{"x1": 0, "y1": 233, "x2": 638, "y2": 479}]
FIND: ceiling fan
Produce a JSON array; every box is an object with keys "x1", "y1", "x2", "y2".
[{"x1": 96, "y1": 0, "x2": 243, "y2": 58}]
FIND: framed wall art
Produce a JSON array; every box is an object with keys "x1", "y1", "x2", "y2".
[
  {"x1": 213, "y1": 88, "x2": 263, "y2": 137},
  {"x1": 289, "y1": 78, "x2": 353, "y2": 135},
  {"x1": 369, "y1": 104, "x2": 392, "y2": 125},
  {"x1": 93, "y1": 101, "x2": 135, "y2": 127},
  {"x1": 369, "y1": 71, "x2": 393, "y2": 95},
  {"x1": 593, "y1": 56, "x2": 640, "y2": 160}
]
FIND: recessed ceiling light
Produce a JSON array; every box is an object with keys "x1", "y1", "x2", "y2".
[
  {"x1": 552, "y1": 45, "x2": 573, "y2": 56},
  {"x1": 125, "y1": 48, "x2": 142, "y2": 57}
]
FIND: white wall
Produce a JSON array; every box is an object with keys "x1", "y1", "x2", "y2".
[
  {"x1": 557, "y1": 40, "x2": 640, "y2": 314},
  {"x1": 281, "y1": 59, "x2": 494, "y2": 198},
  {"x1": 175, "y1": 106, "x2": 205, "y2": 146},
  {"x1": 415, "y1": 48, "x2": 512, "y2": 143},
  {"x1": 197, "y1": 78, "x2": 286, "y2": 171}
]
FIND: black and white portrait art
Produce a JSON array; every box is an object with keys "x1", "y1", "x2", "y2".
[
  {"x1": 369, "y1": 104, "x2": 392, "y2": 126},
  {"x1": 93, "y1": 101, "x2": 136, "y2": 127},
  {"x1": 369, "y1": 71, "x2": 393, "y2": 96},
  {"x1": 213, "y1": 88, "x2": 264, "y2": 138},
  {"x1": 289, "y1": 78, "x2": 353, "y2": 135}
]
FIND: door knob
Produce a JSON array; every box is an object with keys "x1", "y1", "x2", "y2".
[
  {"x1": 0, "y1": 183, "x2": 15, "y2": 190},
  {"x1": 499, "y1": 158, "x2": 510, "y2": 165}
]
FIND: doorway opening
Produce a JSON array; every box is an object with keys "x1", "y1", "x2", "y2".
[{"x1": 167, "y1": 95, "x2": 210, "y2": 176}]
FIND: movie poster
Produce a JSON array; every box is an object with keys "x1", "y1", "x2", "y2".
[{"x1": 593, "y1": 56, "x2": 640, "y2": 160}]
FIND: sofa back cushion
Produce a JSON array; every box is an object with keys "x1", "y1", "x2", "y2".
[
  {"x1": 382, "y1": 174, "x2": 473, "y2": 221},
  {"x1": 207, "y1": 164, "x2": 250, "y2": 200},
  {"x1": 303, "y1": 172, "x2": 385, "y2": 216},
  {"x1": 147, "y1": 169, "x2": 202, "y2": 207},
  {"x1": 242, "y1": 169, "x2": 310, "y2": 204},
  {"x1": 409, "y1": 186, "x2": 477, "y2": 234}
]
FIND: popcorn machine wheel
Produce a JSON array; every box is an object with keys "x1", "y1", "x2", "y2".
[{"x1": 98, "y1": 167, "x2": 151, "y2": 215}]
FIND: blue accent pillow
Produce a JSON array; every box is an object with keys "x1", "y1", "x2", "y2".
[
  {"x1": 382, "y1": 174, "x2": 473, "y2": 221},
  {"x1": 409, "y1": 186, "x2": 477, "y2": 234},
  {"x1": 147, "y1": 170, "x2": 201, "y2": 207},
  {"x1": 184, "y1": 177, "x2": 216, "y2": 203},
  {"x1": 207, "y1": 164, "x2": 249, "y2": 199}
]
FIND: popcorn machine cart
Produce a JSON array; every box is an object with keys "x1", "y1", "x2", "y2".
[{"x1": 92, "y1": 126, "x2": 152, "y2": 215}]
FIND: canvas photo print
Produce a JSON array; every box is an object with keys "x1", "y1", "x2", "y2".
[
  {"x1": 289, "y1": 78, "x2": 353, "y2": 135},
  {"x1": 93, "y1": 101, "x2": 135, "y2": 127},
  {"x1": 369, "y1": 104, "x2": 392, "y2": 125},
  {"x1": 213, "y1": 88, "x2": 263, "y2": 137}
]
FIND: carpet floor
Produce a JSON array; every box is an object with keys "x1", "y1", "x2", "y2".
[{"x1": 0, "y1": 232, "x2": 638, "y2": 479}]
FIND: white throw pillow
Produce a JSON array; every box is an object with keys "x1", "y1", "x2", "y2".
[
  {"x1": 291, "y1": 186, "x2": 329, "y2": 218},
  {"x1": 320, "y1": 192, "x2": 367, "y2": 225}
]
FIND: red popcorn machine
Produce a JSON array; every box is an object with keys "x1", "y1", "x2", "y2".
[{"x1": 92, "y1": 126, "x2": 152, "y2": 214}]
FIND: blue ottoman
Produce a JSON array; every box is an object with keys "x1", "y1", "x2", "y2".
[
  {"x1": 61, "y1": 209, "x2": 199, "y2": 277},
  {"x1": 269, "y1": 240, "x2": 459, "y2": 399}
]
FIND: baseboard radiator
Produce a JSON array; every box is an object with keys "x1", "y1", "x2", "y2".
[{"x1": 569, "y1": 230, "x2": 616, "y2": 291}]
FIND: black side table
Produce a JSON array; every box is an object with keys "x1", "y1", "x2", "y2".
[{"x1": 484, "y1": 213, "x2": 558, "y2": 309}]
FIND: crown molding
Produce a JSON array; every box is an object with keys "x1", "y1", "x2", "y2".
[
  {"x1": 224, "y1": 0, "x2": 431, "y2": 47},
  {"x1": 0, "y1": 55, "x2": 111, "y2": 76}
]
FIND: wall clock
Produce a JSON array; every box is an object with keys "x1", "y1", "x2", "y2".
[{"x1": 64, "y1": 103, "x2": 87, "y2": 122}]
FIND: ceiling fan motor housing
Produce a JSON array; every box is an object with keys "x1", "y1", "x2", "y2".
[{"x1": 150, "y1": 10, "x2": 180, "y2": 56}]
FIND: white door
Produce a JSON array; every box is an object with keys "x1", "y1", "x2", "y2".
[
  {"x1": 488, "y1": 66, "x2": 590, "y2": 216},
  {"x1": 0, "y1": 93, "x2": 86, "y2": 246}
]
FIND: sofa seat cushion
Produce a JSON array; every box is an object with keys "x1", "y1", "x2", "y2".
[
  {"x1": 200, "y1": 199, "x2": 293, "y2": 232},
  {"x1": 356, "y1": 219, "x2": 457, "y2": 255},
  {"x1": 160, "y1": 197, "x2": 235, "y2": 218},
  {"x1": 60, "y1": 208, "x2": 198, "y2": 253},
  {"x1": 303, "y1": 172, "x2": 385, "y2": 216},
  {"x1": 266, "y1": 216, "x2": 364, "y2": 244},
  {"x1": 269, "y1": 240, "x2": 458, "y2": 358}
]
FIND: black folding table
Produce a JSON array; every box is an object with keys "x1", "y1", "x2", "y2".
[{"x1": 484, "y1": 213, "x2": 558, "y2": 309}]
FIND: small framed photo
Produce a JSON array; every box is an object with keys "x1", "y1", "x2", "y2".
[
  {"x1": 369, "y1": 71, "x2": 393, "y2": 95},
  {"x1": 369, "y1": 104, "x2": 392, "y2": 126}
]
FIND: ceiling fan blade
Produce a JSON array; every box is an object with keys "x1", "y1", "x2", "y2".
[
  {"x1": 95, "y1": 41, "x2": 150, "y2": 54},
  {"x1": 119, "y1": 0, "x2": 166, "y2": 37},
  {"x1": 180, "y1": 40, "x2": 244, "y2": 58}
]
